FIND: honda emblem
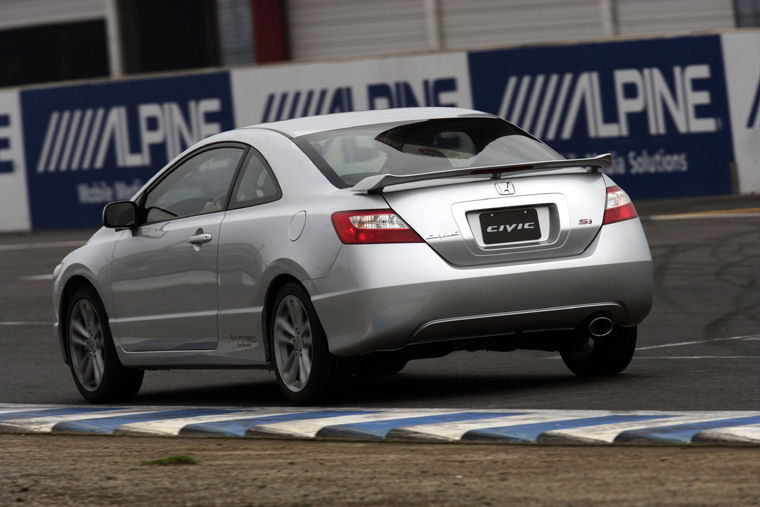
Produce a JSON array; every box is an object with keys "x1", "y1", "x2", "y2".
[{"x1": 494, "y1": 181, "x2": 515, "y2": 195}]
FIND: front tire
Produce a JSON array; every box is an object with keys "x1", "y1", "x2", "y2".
[
  {"x1": 270, "y1": 283, "x2": 337, "y2": 403},
  {"x1": 560, "y1": 325, "x2": 637, "y2": 377},
  {"x1": 66, "y1": 285, "x2": 143, "y2": 402}
]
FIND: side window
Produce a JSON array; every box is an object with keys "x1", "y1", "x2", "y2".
[
  {"x1": 228, "y1": 149, "x2": 282, "y2": 209},
  {"x1": 142, "y1": 147, "x2": 245, "y2": 224}
]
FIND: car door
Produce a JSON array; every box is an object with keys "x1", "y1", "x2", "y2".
[
  {"x1": 217, "y1": 147, "x2": 283, "y2": 362},
  {"x1": 111, "y1": 144, "x2": 247, "y2": 352}
]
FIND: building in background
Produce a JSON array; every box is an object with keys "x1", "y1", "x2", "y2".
[
  {"x1": 0, "y1": 0, "x2": 286, "y2": 87},
  {"x1": 0, "y1": 0, "x2": 758, "y2": 88}
]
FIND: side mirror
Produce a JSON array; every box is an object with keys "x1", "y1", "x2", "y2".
[{"x1": 103, "y1": 201, "x2": 137, "y2": 228}]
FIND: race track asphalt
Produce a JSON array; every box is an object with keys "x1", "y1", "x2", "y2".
[{"x1": 0, "y1": 194, "x2": 758, "y2": 411}]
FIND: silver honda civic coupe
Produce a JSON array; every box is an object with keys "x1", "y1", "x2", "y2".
[{"x1": 52, "y1": 107, "x2": 652, "y2": 403}]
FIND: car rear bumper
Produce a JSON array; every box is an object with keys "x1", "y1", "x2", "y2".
[{"x1": 307, "y1": 218, "x2": 653, "y2": 357}]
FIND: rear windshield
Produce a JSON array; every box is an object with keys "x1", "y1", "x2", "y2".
[{"x1": 294, "y1": 117, "x2": 562, "y2": 188}]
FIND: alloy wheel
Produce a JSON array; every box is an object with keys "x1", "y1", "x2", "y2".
[
  {"x1": 68, "y1": 298, "x2": 106, "y2": 391},
  {"x1": 273, "y1": 295, "x2": 313, "y2": 392}
]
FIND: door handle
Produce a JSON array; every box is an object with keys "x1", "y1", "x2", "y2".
[{"x1": 188, "y1": 233, "x2": 213, "y2": 245}]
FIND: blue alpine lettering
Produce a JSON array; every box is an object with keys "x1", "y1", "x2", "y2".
[
  {"x1": 260, "y1": 87, "x2": 353, "y2": 122},
  {"x1": 495, "y1": 65, "x2": 718, "y2": 141},
  {"x1": 21, "y1": 72, "x2": 234, "y2": 229},
  {"x1": 34, "y1": 99, "x2": 222, "y2": 173}
]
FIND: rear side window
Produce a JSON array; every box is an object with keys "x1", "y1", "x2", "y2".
[
  {"x1": 142, "y1": 146, "x2": 245, "y2": 224},
  {"x1": 229, "y1": 149, "x2": 282, "y2": 209}
]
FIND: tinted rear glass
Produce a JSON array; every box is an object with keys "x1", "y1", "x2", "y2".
[{"x1": 294, "y1": 117, "x2": 561, "y2": 188}]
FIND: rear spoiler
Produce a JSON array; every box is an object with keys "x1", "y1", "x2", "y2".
[{"x1": 351, "y1": 153, "x2": 612, "y2": 194}]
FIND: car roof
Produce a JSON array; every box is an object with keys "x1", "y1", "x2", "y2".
[{"x1": 240, "y1": 107, "x2": 494, "y2": 138}]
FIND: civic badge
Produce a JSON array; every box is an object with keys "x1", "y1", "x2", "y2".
[{"x1": 494, "y1": 181, "x2": 515, "y2": 195}]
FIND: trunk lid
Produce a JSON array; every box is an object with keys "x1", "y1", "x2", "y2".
[{"x1": 381, "y1": 171, "x2": 606, "y2": 267}]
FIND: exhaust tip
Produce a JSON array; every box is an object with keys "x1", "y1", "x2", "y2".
[{"x1": 588, "y1": 316, "x2": 614, "y2": 338}]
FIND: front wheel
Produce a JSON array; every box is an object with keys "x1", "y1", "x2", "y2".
[
  {"x1": 66, "y1": 285, "x2": 143, "y2": 402},
  {"x1": 560, "y1": 325, "x2": 637, "y2": 377},
  {"x1": 270, "y1": 283, "x2": 338, "y2": 403}
]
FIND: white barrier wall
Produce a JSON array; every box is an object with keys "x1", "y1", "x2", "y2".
[
  {"x1": 722, "y1": 31, "x2": 760, "y2": 194},
  {"x1": 231, "y1": 52, "x2": 472, "y2": 127},
  {"x1": 1, "y1": 31, "x2": 759, "y2": 232},
  {"x1": 0, "y1": 90, "x2": 31, "y2": 232}
]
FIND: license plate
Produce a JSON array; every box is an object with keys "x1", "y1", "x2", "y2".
[{"x1": 480, "y1": 208, "x2": 541, "y2": 244}]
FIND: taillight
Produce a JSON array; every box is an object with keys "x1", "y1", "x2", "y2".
[
  {"x1": 603, "y1": 186, "x2": 638, "y2": 225},
  {"x1": 331, "y1": 209, "x2": 423, "y2": 244}
]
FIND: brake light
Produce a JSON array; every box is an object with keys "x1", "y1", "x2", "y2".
[
  {"x1": 331, "y1": 210, "x2": 423, "y2": 244},
  {"x1": 603, "y1": 186, "x2": 638, "y2": 225}
]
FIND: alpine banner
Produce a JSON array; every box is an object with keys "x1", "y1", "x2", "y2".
[
  {"x1": 468, "y1": 35, "x2": 734, "y2": 199},
  {"x1": 6, "y1": 31, "x2": 756, "y2": 232},
  {"x1": 21, "y1": 72, "x2": 234, "y2": 229}
]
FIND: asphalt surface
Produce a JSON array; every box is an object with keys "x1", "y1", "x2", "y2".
[{"x1": 0, "y1": 195, "x2": 758, "y2": 410}]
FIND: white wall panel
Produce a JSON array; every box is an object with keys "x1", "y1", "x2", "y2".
[
  {"x1": 440, "y1": 0, "x2": 602, "y2": 49},
  {"x1": 231, "y1": 51, "x2": 472, "y2": 127},
  {"x1": 0, "y1": 0, "x2": 106, "y2": 30},
  {"x1": 217, "y1": 0, "x2": 255, "y2": 65},
  {"x1": 287, "y1": 0, "x2": 429, "y2": 60},
  {"x1": 288, "y1": 0, "x2": 738, "y2": 60},
  {"x1": 722, "y1": 31, "x2": 760, "y2": 193},
  {"x1": 616, "y1": 0, "x2": 735, "y2": 35}
]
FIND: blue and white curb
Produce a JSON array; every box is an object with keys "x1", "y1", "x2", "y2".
[{"x1": 0, "y1": 404, "x2": 758, "y2": 445}]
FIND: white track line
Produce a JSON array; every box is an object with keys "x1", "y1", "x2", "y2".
[
  {"x1": 545, "y1": 334, "x2": 759, "y2": 360},
  {"x1": 20, "y1": 274, "x2": 55, "y2": 281},
  {"x1": 0, "y1": 240, "x2": 86, "y2": 251},
  {"x1": 648, "y1": 212, "x2": 760, "y2": 220},
  {"x1": 0, "y1": 404, "x2": 73, "y2": 410},
  {"x1": 0, "y1": 407, "x2": 57, "y2": 416},
  {"x1": 636, "y1": 334, "x2": 760, "y2": 351},
  {"x1": 0, "y1": 321, "x2": 52, "y2": 326},
  {"x1": 634, "y1": 356, "x2": 760, "y2": 360}
]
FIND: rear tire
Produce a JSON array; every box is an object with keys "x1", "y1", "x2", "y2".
[
  {"x1": 66, "y1": 285, "x2": 143, "y2": 402},
  {"x1": 560, "y1": 325, "x2": 637, "y2": 377},
  {"x1": 269, "y1": 283, "x2": 338, "y2": 403}
]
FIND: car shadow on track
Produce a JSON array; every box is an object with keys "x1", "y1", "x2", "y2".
[
  {"x1": 334, "y1": 372, "x2": 641, "y2": 408},
  {"x1": 129, "y1": 372, "x2": 641, "y2": 408}
]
